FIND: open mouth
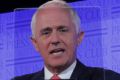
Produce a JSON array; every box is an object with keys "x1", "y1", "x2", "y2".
[{"x1": 49, "y1": 48, "x2": 65, "y2": 55}]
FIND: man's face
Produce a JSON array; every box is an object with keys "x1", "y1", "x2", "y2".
[{"x1": 31, "y1": 7, "x2": 84, "y2": 69}]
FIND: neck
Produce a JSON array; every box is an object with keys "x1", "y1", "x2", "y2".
[{"x1": 46, "y1": 59, "x2": 75, "y2": 74}]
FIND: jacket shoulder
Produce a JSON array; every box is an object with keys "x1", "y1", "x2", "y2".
[
  {"x1": 88, "y1": 67, "x2": 120, "y2": 80},
  {"x1": 11, "y1": 71, "x2": 43, "y2": 80}
]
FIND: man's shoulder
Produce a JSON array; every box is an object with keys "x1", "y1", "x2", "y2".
[
  {"x1": 11, "y1": 70, "x2": 44, "y2": 80},
  {"x1": 87, "y1": 67, "x2": 120, "y2": 80},
  {"x1": 75, "y1": 60, "x2": 120, "y2": 80},
  {"x1": 88, "y1": 66, "x2": 120, "y2": 75},
  {"x1": 11, "y1": 72, "x2": 36, "y2": 80}
]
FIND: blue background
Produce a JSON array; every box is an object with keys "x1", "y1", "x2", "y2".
[{"x1": 0, "y1": 0, "x2": 120, "y2": 80}]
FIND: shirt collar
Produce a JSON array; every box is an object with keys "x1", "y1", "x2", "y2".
[{"x1": 44, "y1": 60, "x2": 77, "y2": 79}]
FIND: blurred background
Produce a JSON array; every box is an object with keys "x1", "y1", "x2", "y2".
[{"x1": 0, "y1": 0, "x2": 120, "y2": 80}]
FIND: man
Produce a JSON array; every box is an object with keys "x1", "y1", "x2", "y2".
[{"x1": 12, "y1": 0, "x2": 120, "y2": 80}]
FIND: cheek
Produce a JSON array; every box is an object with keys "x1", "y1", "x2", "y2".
[
  {"x1": 65, "y1": 33, "x2": 77, "y2": 46},
  {"x1": 63, "y1": 35, "x2": 77, "y2": 53},
  {"x1": 37, "y1": 39, "x2": 49, "y2": 57}
]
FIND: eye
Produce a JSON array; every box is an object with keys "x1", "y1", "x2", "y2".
[
  {"x1": 42, "y1": 30, "x2": 50, "y2": 35},
  {"x1": 58, "y1": 26, "x2": 69, "y2": 32},
  {"x1": 60, "y1": 28, "x2": 68, "y2": 32},
  {"x1": 40, "y1": 27, "x2": 52, "y2": 36}
]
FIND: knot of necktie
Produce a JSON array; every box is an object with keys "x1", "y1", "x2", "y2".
[{"x1": 51, "y1": 74, "x2": 61, "y2": 80}]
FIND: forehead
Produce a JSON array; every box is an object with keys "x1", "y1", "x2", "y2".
[{"x1": 34, "y1": 7, "x2": 74, "y2": 28}]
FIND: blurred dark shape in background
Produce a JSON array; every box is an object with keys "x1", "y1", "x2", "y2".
[{"x1": 0, "y1": 0, "x2": 85, "y2": 13}]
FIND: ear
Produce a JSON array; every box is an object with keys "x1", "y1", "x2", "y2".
[
  {"x1": 77, "y1": 31, "x2": 84, "y2": 45},
  {"x1": 30, "y1": 37, "x2": 39, "y2": 51}
]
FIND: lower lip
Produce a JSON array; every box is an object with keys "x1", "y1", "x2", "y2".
[{"x1": 51, "y1": 51, "x2": 64, "y2": 56}]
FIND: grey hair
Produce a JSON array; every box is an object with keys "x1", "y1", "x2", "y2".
[{"x1": 31, "y1": 0, "x2": 81, "y2": 38}]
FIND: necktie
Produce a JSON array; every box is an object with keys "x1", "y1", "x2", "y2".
[{"x1": 51, "y1": 74, "x2": 61, "y2": 80}]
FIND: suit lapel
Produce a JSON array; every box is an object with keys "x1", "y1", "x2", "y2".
[
  {"x1": 32, "y1": 69, "x2": 44, "y2": 80},
  {"x1": 70, "y1": 59, "x2": 91, "y2": 80}
]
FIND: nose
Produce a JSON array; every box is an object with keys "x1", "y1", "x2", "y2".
[
  {"x1": 50, "y1": 32, "x2": 60, "y2": 46},
  {"x1": 52, "y1": 41, "x2": 60, "y2": 46}
]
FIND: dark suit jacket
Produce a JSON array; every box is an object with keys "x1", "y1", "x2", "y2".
[{"x1": 12, "y1": 59, "x2": 120, "y2": 80}]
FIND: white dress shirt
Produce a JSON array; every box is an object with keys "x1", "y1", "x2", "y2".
[{"x1": 44, "y1": 60, "x2": 77, "y2": 79}]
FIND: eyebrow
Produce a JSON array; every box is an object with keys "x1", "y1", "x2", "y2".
[
  {"x1": 40, "y1": 27, "x2": 52, "y2": 33},
  {"x1": 57, "y1": 25, "x2": 68, "y2": 29},
  {"x1": 40, "y1": 25, "x2": 68, "y2": 33}
]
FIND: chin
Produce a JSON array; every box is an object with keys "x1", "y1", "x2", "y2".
[
  {"x1": 51, "y1": 62, "x2": 65, "y2": 66},
  {"x1": 50, "y1": 60, "x2": 69, "y2": 68}
]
